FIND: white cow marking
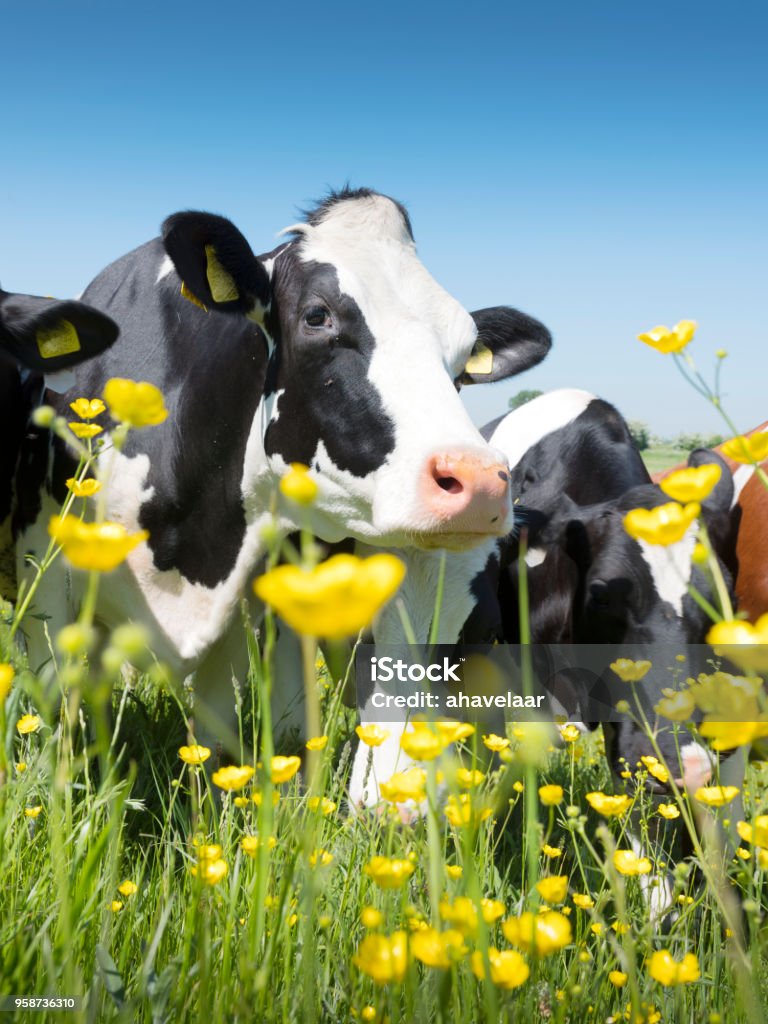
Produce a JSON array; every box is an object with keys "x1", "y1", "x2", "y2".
[
  {"x1": 636, "y1": 526, "x2": 697, "y2": 616},
  {"x1": 489, "y1": 389, "x2": 595, "y2": 470}
]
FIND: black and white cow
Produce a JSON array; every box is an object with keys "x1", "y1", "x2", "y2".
[
  {"x1": 13, "y1": 189, "x2": 551, "y2": 751},
  {"x1": 1, "y1": 288, "x2": 119, "y2": 598},
  {"x1": 472, "y1": 390, "x2": 743, "y2": 913}
]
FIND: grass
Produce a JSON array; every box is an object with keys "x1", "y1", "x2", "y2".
[
  {"x1": 2, "y1": 623, "x2": 768, "y2": 1024},
  {"x1": 640, "y1": 445, "x2": 688, "y2": 477}
]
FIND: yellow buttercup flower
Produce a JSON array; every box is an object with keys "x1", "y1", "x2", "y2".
[
  {"x1": 658, "y1": 803, "x2": 680, "y2": 820},
  {"x1": 65, "y1": 477, "x2": 102, "y2": 498},
  {"x1": 502, "y1": 911, "x2": 572, "y2": 956},
  {"x1": 446, "y1": 865, "x2": 463, "y2": 879},
  {"x1": 241, "y1": 835, "x2": 277, "y2": 856},
  {"x1": 309, "y1": 849, "x2": 334, "y2": 868},
  {"x1": 434, "y1": 720, "x2": 475, "y2": 744},
  {"x1": 654, "y1": 688, "x2": 695, "y2": 721},
  {"x1": 637, "y1": 320, "x2": 696, "y2": 354},
  {"x1": 613, "y1": 850, "x2": 652, "y2": 876},
  {"x1": 660, "y1": 463, "x2": 722, "y2": 503},
  {"x1": 639, "y1": 756, "x2": 669, "y2": 784},
  {"x1": 610, "y1": 659, "x2": 652, "y2": 683},
  {"x1": 193, "y1": 843, "x2": 222, "y2": 860},
  {"x1": 118, "y1": 880, "x2": 138, "y2": 897},
  {"x1": 191, "y1": 857, "x2": 228, "y2": 885},
  {"x1": 69, "y1": 422, "x2": 103, "y2": 439},
  {"x1": 439, "y1": 897, "x2": 479, "y2": 936},
  {"x1": 455, "y1": 768, "x2": 485, "y2": 788},
  {"x1": 480, "y1": 898, "x2": 506, "y2": 924},
  {"x1": 279, "y1": 463, "x2": 318, "y2": 505},
  {"x1": 178, "y1": 744, "x2": 212, "y2": 766},
  {"x1": 706, "y1": 615, "x2": 768, "y2": 673},
  {"x1": 399, "y1": 728, "x2": 445, "y2": 761},
  {"x1": 211, "y1": 764, "x2": 255, "y2": 791},
  {"x1": 411, "y1": 927, "x2": 467, "y2": 968},
  {"x1": 110, "y1": 900, "x2": 124, "y2": 913},
  {"x1": 103, "y1": 378, "x2": 168, "y2": 428},
  {"x1": 542, "y1": 844, "x2": 563, "y2": 859},
  {"x1": 0, "y1": 663, "x2": 14, "y2": 702},
  {"x1": 15, "y1": 762, "x2": 27, "y2": 774},
  {"x1": 720, "y1": 431, "x2": 768, "y2": 465},
  {"x1": 305, "y1": 735, "x2": 328, "y2": 751},
  {"x1": 270, "y1": 755, "x2": 301, "y2": 784},
  {"x1": 16, "y1": 714, "x2": 41, "y2": 735},
  {"x1": 356, "y1": 724, "x2": 391, "y2": 747},
  {"x1": 538, "y1": 784, "x2": 563, "y2": 806},
  {"x1": 737, "y1": 816, "x2": 768, "y2": 849},
  {"x1": 648, "y1": 949, "x2": 700, "y2": 986},
  {"x1": 623, "y1": 502, "x2": 700, "y2": 546},
  {"x1": 586, "y1": 792, "x2": 632, "y2": 817},
  {"x1": 572, "y1": 893, "x2": 595, "y2": 910},
  {"x1": 535, "y1": 876, "x2": 569, "y2": 904},
  {"x1": 24, "y1": 806, "x2": 42, "y2": 818},
  {"x1": 444, "y1": 793, "x2": 492, "y2": 827},
  {"x1": 48, "y1": 515, "x2": 148, "y2": 572},
  {"x1": 352, "y1": 932, "x2": 409, "y2": 984},
  {"x1": 361, "y1": 906, "x2": 383, "y2": 929},
  {"x1": 307, "y1": 796, "x2": 337, "y2": 816},
  {"x1": 694, "y1": 785, "x2": 740, "y2": 808},
  {"x1": 364, "y1": 856, "x2": 415, "y2": 889},
  {"x1": 70, "y1": 397, "x2": 106, "y2": 419},
  {"x1": 470, "y1": 948, "x2": 530, "y2": 989},
  {"x1": 254, "y1": 553, "x2": 405, "y2": 640},
  {"x1": 379, "y1": 768, "x2": 427, "y2": 804},
  {"x1": 609, "y1": 970, "x2": 628, "y2": 987},
  {"x1": 559, "y1": 724, "x2": 581, "y2": 743},
  {"x1": 483, "y1": 733, "x2": 510, "y2": 752}
]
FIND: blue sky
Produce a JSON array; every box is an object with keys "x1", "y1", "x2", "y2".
[{"x1": 2, "y1": 0, "x2": 765, "y2": 436}]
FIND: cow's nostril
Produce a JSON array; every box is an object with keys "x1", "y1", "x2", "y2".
[{"x1": 436, "y1": 475, "x2": 463, "y2": 495}]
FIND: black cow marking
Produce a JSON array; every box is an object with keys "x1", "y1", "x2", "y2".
[{"x1": 263, "y1": 260, "x2": 395, "y2": 476}]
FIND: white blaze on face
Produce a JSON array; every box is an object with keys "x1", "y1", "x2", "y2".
[
  {"x1": 489, "y1": 389, "x2": 596, "y2": 470},
  {"x1": 636, "y1": 524, "x2": 698, "y2": 617},
  {"x1": 287, "y1": 194, "x2": 499, "y2": 537}
]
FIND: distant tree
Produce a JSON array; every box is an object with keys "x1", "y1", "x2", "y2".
[
  {"x1": 628, "y1": 420, "x2": 651, "y2": 451},
  {"x1": 677, "y1": 432, "x2": 706, "y2": 452},
  {"x1": 508, "y1": 389, "x2": 543, "y2": 411},
  {"x1": 705, "y1": 434, "x2": 725, "y2": 449}
]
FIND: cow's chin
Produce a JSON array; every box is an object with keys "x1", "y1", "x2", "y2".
[{"x1": 410, "y1": 529, "x2": 506, "y2": 552}]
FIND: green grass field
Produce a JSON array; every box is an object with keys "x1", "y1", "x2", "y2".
[
  {"x1": 3, "y1": 623, "x2": 768, "y2": 1024},
  {"x1": 640, "y1": 446, "x2": 688, "y2": 476}
]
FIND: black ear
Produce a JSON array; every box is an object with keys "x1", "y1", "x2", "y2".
[
  {"x1": 0, "y1": 289, "x2": 119, "y2": 372},
  {"x1": 687, "y1": 448, "x2": 734, "y2": 514},
  {"x1": 161, "y1": 211, "x2": 271, "y2": 318},
  {"x1": 460, "y1": 307, "x2": 552, "y2": 385}
]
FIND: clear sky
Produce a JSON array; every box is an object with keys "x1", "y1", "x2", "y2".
[{"x1": 2, "y1": 0, "x2": 765, "y2": 436}]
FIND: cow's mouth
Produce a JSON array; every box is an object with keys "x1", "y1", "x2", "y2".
[{"x1": 411, "y1": 527, "x2": 509, "y2": 551}]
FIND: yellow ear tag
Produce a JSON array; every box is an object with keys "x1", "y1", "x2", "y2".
[
  {"x1": 180, "y1": 281, "x2": 208, "y2": 311},
  {"x1": 464, "y1": 341, "x2": 493, "y2": 375},
  {"x1": 37, "y1": 319, "x2": 81, "y2": 359},
  {"x1": 205, "y1": 245, "x2": 239, "y2": 303}
]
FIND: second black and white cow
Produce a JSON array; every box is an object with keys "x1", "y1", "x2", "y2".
[
  {"x1": 1, "y1": 287, "x2": 119, "y2": 598},
  {"x1": 351, "y1": 389, "x2": 735, "y2": 815},
  {"x1": 14, "y1": 188, "x2": 551, "y2": 747}
]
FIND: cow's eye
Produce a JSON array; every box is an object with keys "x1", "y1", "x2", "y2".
[{"x1": 304, "y1": 306, "x2": 331, "y2": 328}]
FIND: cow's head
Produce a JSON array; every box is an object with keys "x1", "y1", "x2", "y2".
[
  {"x1": 161, "y1": 189, "x2": 551, "y2": 549},
  {"x1": 0, "y1": 287, "x2": 119, "y2": 372},
  {"x1": 543, "y1": 449, "x2": 734, "y2": 646}
]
